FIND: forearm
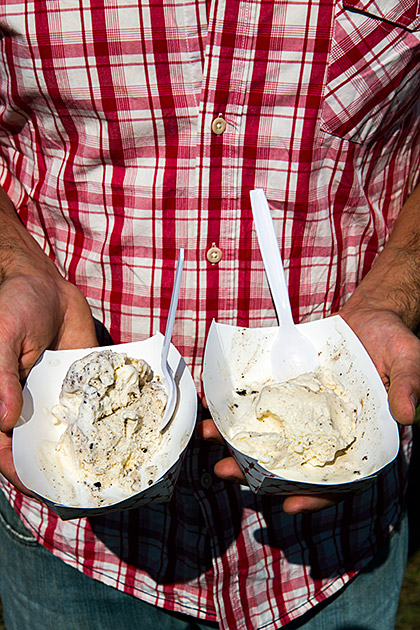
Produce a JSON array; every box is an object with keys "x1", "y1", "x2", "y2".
[{"x1": 343, "y1": 184, "x2": 420, "y2": 330}]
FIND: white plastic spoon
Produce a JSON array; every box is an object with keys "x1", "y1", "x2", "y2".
[
  {"x1": 160, "y1": 248, "x2": 184, "y2": 431},
  {"x1": 250, "y1": 189, "x2": 319, "y2": 381}
]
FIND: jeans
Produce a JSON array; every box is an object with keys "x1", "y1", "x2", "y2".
[{"x1": 0, "y1": 489, "x2": 408, "y2": 630}]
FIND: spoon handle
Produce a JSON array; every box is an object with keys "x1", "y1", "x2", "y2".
[
  {"x1": 162, "y1": 248, "x2": 185, "y2": 364},
  {"x1": 250, "y1": 189, "x2": 295, "y2": 328}
]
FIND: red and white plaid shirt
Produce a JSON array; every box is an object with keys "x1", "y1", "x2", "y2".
[{"x1": 0, "y1": 1, "x2": 419, "y2": 628}]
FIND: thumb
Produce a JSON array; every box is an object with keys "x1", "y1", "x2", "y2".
[
  {"x1": 387, "y1": 353, "x2": 420, "y2": 425},
  {"x1": 0, "y1": 341, "x2": 24, "y2": 433}
]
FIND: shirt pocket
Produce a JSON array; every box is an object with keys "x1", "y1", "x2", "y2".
[
  {"x1": 344, "y1": 0, "x2": 420, "y2": 31},
  {"x1": 320, "y1": 0, "x2": 420, "y2": 143}
]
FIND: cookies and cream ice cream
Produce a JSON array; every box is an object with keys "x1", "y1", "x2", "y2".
[
  {"x1": 228, "y1": 371, "x2": 357, "y2": 476},
  {"x1": 38, "y1": 349, "x2": 168, "y2": 507}
]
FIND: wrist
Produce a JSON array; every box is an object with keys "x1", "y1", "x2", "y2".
[{"x1": 344, "y1": 245, "x2": 420, "y2": 331}]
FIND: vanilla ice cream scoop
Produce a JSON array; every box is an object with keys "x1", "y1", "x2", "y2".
[
  {"x1": 203, "y1": 318, "x2": 400, "y2": 493},
  {"x1": 230, "y1": 372, "x2": 356, "y2": 473},
  {"x1": 38, "y1": 349, "x2": 168, "y2": 507}
]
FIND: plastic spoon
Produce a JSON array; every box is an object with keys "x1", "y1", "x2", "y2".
[
  {"x1": 160, "y1": 248, "x2": 184, "y2": 431},
  {"x1": 250, "y1": 189, "x2": 318, "y2": 381}
]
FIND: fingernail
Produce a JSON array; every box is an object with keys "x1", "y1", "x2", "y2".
[
  {"x1": 411, "y1": 394, "x2": 418, "y2": 411},
  {"x1": 0, "y1": 401, "x2": 7, "y2": 431}
]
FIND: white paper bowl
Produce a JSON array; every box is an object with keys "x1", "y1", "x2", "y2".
[
  {"x1": 13, "y1": 333, "x2": 197, "y2": 519},
  {"x1": 202, "y1": 316, "x2": 399, "y2": 495}
]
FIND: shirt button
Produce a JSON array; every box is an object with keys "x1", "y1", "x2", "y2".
[
  {"x1": 211, "y1": 116, "x2": 226, "y2": 135},
  {"x1": 206, "y1": 245, "x2": 223, "y2": 264},
  {"x1": 200, "y1": 472, "x2": 213, "y2": 489}
]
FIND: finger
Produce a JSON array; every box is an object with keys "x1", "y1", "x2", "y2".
[
  {"x1": 282, "y1": 494, "x2": 337, "y2": 514},
  {"x1": 0, "y1": 340, "x2": 23, "y2": 432},
  {"x1": 199, "y1": 373, "x2": 209, "y2": 409},
  {"x1": 0, "y1": 430, "x2": 37, "y2": 497},
  {"x1": 213, "y1": 456, "x2": 247, "y2": 484},
  {"x1": 55, "y1": 291, "x2": 99, "y2": 350},
  {"x1": 57, "y1": 318, "x2": 98, "y2": 351},
  {"x1": 387, "y1": 359, "x2": 420, "y2": 425},
  {"x1": 196, "y1": 417, "x2": 225, "y2": 444}
]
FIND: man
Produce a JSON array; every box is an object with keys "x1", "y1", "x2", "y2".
[{"x1": 0, "y1": 1, "x2": 419, "y2": 628}]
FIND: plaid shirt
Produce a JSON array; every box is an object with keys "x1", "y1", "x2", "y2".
[{"x1": 0, "y1": 1, "x2": 419, "y2": 628}]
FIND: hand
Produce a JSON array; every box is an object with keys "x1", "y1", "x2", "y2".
[
  {"x1": 197, "y1": 306, "x2": 420, "y2": 514},
  {"x1": 0, "y1": 270, "x2": 97, "y2": 495},
  {"x1": 339, "y1": 305, "x2": 420, "y2": 425},
  {"x1": 196, "y1": 417, "x2": 337, "y2": 513},
  {"x1": 285, "y1": 305, "x2": 420, "y2": 512}
]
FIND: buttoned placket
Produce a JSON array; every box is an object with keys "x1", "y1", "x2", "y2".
[
  {"x1": 197, "y1": 0, "x2": 263, "y2": 313},
  {"x1": 189, "y1": 2, "x2": 266, "y2": 626}
]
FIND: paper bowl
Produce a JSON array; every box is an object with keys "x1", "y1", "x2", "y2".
[
  {"x1": 202, "y1": 315, "x2": 399, "y2": 495},
  {"x1": 13, "y1": 333, "x2": 197, "y2": 520}
]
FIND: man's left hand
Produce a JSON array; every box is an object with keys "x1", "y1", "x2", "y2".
[{"x1": 197, "y1": 306, "x2": 420, "y2": 514}]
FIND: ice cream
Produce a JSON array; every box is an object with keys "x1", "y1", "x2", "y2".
[
  {"x1": 228, "y1": 370, "x2": 357, "y2": 478},
  {"x1": 203, "y1": 319, "x2": 399, "y2": 492},
  {"x1": 38, "y1": 349, "x2": 168, "y2": 507}
]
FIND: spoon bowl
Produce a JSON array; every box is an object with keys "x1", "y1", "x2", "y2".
[
  {"x1": 250, "y1": 189, "x2": 318, "y2": 381},
  {"x1": 160, "y1": 248, "x2": 184, "y2": 431}
]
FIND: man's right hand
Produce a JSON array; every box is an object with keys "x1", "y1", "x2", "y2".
[
  {"x1": 0, "y1": 271, "x2": 98, "y2": 494},
  {"x1": 0, "y1": 186, "x2": 98, "y2": 494}
]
